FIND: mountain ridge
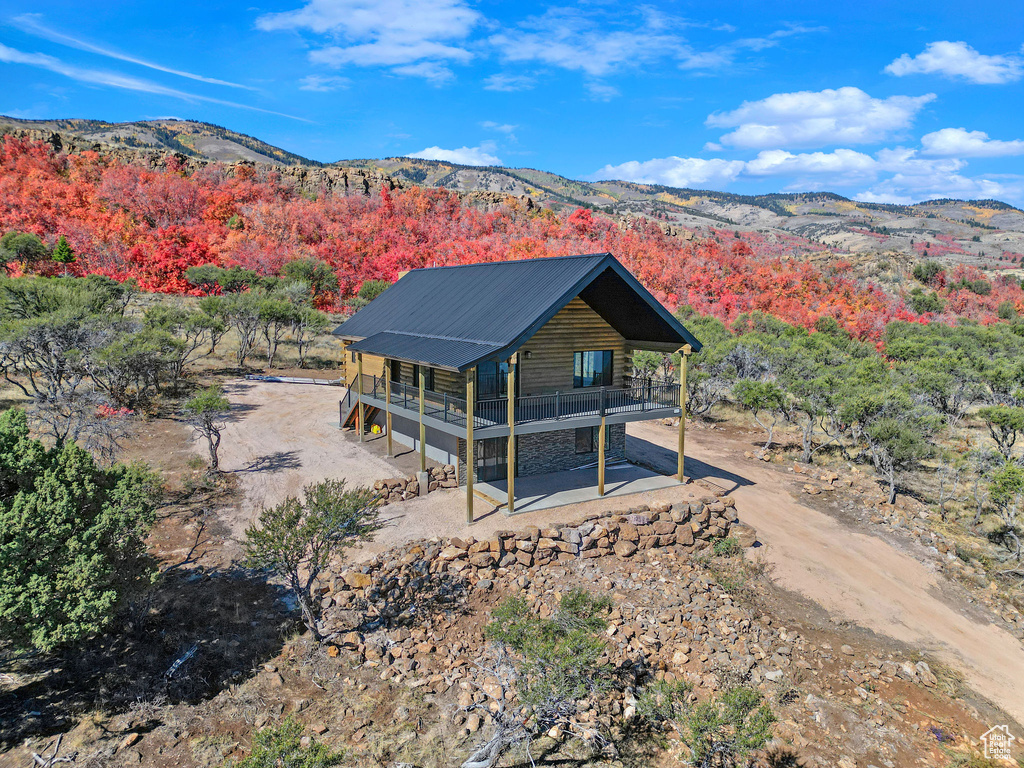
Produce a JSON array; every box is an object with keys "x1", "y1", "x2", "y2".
[{"x1": 2, "y1": 115, "x2": 1023, "y2": 268}]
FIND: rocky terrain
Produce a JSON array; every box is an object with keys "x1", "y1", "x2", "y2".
[{"x1": 4, "y1": 491, "x2": 1010, "y2": 768}]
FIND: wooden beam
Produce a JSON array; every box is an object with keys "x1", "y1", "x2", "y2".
[
  {"x1": 466, "y1": 369, "x2": 474, "y2": 525},
  {"x1": 385, "y1": 359, "x2": 393, "y2": 457},
  {"x1": 419, "y1": 365, "x2": 427, "y2": 473},
  {"x1": 677, "y1": 344, "x2": 692, "y2": 481},
  {"x1": 598, "y1": 416, "x2": 606, "y2": 496},
  {"x1": 507, "y1": 356, "x2": 516, "y2": 515},
  {"x1": 356, "y1": 353, "x2": 364, "y2": 442}
]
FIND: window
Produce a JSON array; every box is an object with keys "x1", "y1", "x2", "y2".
[
  {"x1": 389, "y1": 360, "x2": 401, "y2": 383},
  {"x1": 574, "y1": 350, "x2": 613, "y2": 388},
  {"x1": 575, "y1": 427, "x2": 595, "y2": 454},
  {"x1": 575, "y1": 425, "x2": 610, "y2": 454},
  {"x1": 477, "y1": 360, "x2": 511, "y2": 400},
  {"x1": 411, "y1": 364, "x2": 434, "y2": 392}
]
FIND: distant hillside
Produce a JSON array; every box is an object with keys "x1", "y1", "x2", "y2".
[
  {"x1": 0, "y1": 116, "x2": 318, "y2": 167},
  {"x1": 2, "y1": 115, "x2": 1022, "y2": 271},
  {"x1": 339, "y1": 156, "x2": 1024, "y2": 270}
]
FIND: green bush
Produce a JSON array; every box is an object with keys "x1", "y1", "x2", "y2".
[
  {"x1": 912, "y1": 260, "x2": 944, "y2": 285},
  {"x1": 0, "y1": 408, "x2": 162, "y2": 653},
  {"x1": 357, "y1": 279, "x2": 390, "y2": 302},
  {"x1": 713, "y1": 537, "x2": 742, "y2": 557},
  {"x1": 235, "y1": 717, "x2": 345, "y2": 768}
]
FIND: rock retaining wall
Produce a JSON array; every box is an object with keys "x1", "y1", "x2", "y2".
[
  {"x1": 324, "y1": 496, "x2": 744, "y2": 621},
  {"x1": 372, "y1": 465, "x2": 458, "y2": 504}
]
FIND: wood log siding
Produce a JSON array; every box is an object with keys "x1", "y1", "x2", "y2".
[
  {"x1": 518, "y1": 297, "x2": 629, "y2": 396},
  {"x1": 341, "y1": 296, "x2": 640, "y2": 401}
]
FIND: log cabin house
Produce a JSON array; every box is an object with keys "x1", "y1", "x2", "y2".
[{"x1": 333, "y1": 252, "x2": 702, "y2": 519}]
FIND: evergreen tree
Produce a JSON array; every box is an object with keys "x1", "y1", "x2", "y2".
[{"x1": 51, "y1": 235, "x2": 76, "y2": 275}]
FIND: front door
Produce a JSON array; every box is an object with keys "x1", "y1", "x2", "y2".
[{"x1": 476, "y1": 436, "x2": 517, "y2": 482}]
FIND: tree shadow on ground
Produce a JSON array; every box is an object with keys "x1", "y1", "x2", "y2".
[
  {"x1": 235, "y1": 450, "x2": 302, "y2": 474},
  {"x1": 0, "y1": 568, "x2": 292, "y2": 750}
]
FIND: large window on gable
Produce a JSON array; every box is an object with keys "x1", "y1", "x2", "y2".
[{"x1": 573, "y1": 350, "x2": 613, "y2": 388}]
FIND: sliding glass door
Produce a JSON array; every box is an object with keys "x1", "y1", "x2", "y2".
[{"x1": 476, "y1": 436, "x2": 517, "y2": 482}]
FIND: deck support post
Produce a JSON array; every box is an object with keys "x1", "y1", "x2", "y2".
[
  {"x1": 507, "y1": 356, "x2": 516, "y2": 515},
  {"x1": 419, "y1": 366, "x2": 427, "y2": 474},
  {"x1": 677, "y1": 344, "x2": 692, "y2": 481},
  {"x1": 598, "y1": 415, "x2": 606, "y2": 496},
  {"x1": 466, "y1": 369, "x2": 475, "y2": 524},
  {"x1": 385, "y1": 359, "x2": 393, "y2": 457},
  {"x1": 356, "y1": 353, "x2": 364, "y2": 442}
]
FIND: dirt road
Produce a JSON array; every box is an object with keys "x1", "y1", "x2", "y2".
[
  {"x1": 212, "y1": 381, "x2": 399, "y2": 539},
  {"x1": 628, "y1": 420, "x2": 1024, "y2": 727}
]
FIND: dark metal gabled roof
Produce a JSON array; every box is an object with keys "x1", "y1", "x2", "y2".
[{"x1": 335, "y1": 252, "x2": 701, "y2": 371}]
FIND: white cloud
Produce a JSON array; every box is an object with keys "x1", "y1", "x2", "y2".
[
  {"x1": 592, "y1": 156, "x2": 746, "y2": 187},
  {"x1": 706, "y1": 87, "x2": 935, "y2": 149},
  {"x1": 489, "y1": 7, "x2": 682, "y2": 78},
  {"x1": 257, "y1": 0, "x2": 479, "y2": 80},
  {"x1": 678, "y1": 25, "x2": 827, "y2": 71},
  {"x1": 482, "y1": 73, "x2": 535, "y2": 92},
  {"x1": 298, "y1": 74, "x2": 350, "y2": 91},
  {"x1": 744, "y1": 148, "x2": 877, "y2": 179},
  {"x1": 856, "y1": 173, "x2": 1024, "y2": 205},
  {"x1": 12, "y1": 14, "x2": 255, "y2": 90},
  {"x1": 0, "y1": 43, "x2": 309, "y2": 121},
  {"x1": 920, "y1": 127, "x2": 1024, "y2": 158},
  {"x1": 885, "y1": 41, "x2": 1023, "y2": 84},
  {"x1": 390, "y1": 61, "x2": 456, "y2": 83},
  {"x1": 407, "y1": 142, "x2": 501, "y2": 166},
  {"x1": 480, "y1": 121, "x2": 518, "y2": 134},
  {"x1": 490, "y1": 10, "x2": 823, "y2": 79},
  {"x1": 590, "y1": 146, "x2": 975, "y2": 194},
  {"x1": 585, "y1": 82, "x2": 620, "y2": 101}
]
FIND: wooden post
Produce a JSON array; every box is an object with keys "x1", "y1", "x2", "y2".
[
  {"x1": 598, "y1": 416, "x2": 606, "y2": 496},
  {"x1": 385, "y1": 359, "x2": 393, "y2": 457},
  {"x1": 466, "y1": 369, "x2": 475, "y2": 524},
  {"x1": 507, "y1": 356, "x2": 516, "y2": 515},
  {"x1": 356, "y1": 353, "x2": 364, "y2": 442},
  {"x1": 677, "y1": 344, "x2": 692, "y2": 481},
  {"x1": 419, "y1": 365, "x2": 427, "y2": 473}
]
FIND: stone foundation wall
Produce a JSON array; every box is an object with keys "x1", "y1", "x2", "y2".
[
  {"x1": 517, "y1": 424, "x2": 625, "y2": 477},
  {"x1": 456, "y1": 424, "x2": 627, "y2": 485}
]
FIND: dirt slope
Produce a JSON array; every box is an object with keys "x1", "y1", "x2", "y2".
[{"x1": 628, "y1": 420, "x2": 1024, "y2": 728}]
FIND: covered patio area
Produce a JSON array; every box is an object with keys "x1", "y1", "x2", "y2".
[{"x1": 476, "y1": 460, "x2": 681, "y2": 514}]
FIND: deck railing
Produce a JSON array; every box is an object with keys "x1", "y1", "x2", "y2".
[{"x1": 348, "y1": 374, "x2": 679, "y2": 430}]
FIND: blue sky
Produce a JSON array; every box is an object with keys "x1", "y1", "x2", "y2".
[{"x1": 1, "y1": 0, "x2": 1023, "y2": 205}]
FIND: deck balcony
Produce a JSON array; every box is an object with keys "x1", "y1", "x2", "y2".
[{"x1": 341, "y1": 373, "x2": 681, "y2": 439}]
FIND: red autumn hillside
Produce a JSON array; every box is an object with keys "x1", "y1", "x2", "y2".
[{"x1": 1, "y1": 136, "x2": 1021, "y2": 339}]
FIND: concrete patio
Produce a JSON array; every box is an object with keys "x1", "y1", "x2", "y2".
[{"x1": 476, "y1": 460, "x2": 681, "y2": 514}]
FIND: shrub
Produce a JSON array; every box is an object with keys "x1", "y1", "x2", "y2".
[
  {"x1": 357, "y1": 279, "x2": 390, "y2": 302},
  {"x1": 243, "y1": 479, "x2": 381, "y2": 639},
  {"x1": 912, "y1": 260, "x2": 944, "y2": 286},
  {"x1": 235, "y1": 717, "x2": 345, "y2": 768},
  {"x1": 713, "y1": 537, "x2": 742, "y2": 557}
]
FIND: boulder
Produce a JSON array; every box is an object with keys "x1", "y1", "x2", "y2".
[
  {"x1": 731, "y1": 523, "x2": 757, "y2": 548},
  {"x1": 614, "y1": 540, "x2": 638, "y2": 558},
  {"x1": 343, "y1": 571, "x2": 373, "y2": 589}
]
